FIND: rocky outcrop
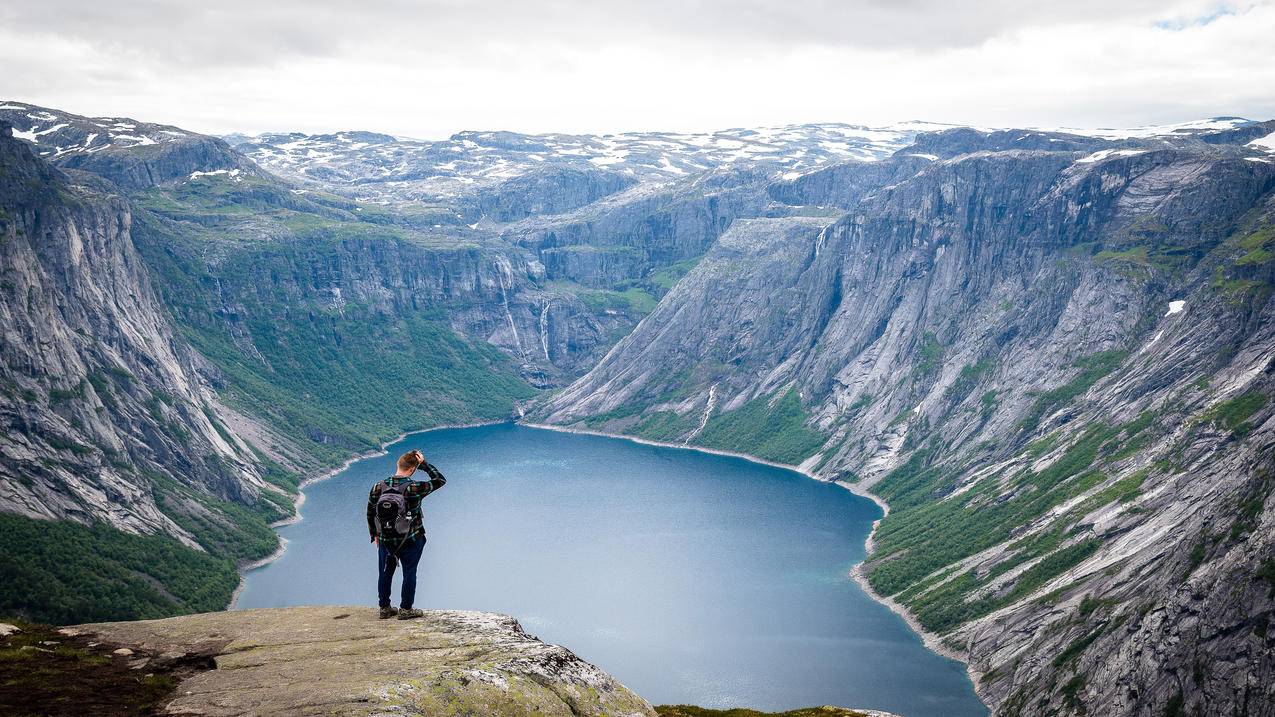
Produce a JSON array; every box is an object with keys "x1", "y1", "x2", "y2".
[{"x1": 63, "y1": 605, "x2": 655, "y2": 717}]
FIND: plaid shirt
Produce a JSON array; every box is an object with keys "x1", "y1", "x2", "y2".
[{"x1": 366, "y1": 462, "x2": 447, "y2": 545}]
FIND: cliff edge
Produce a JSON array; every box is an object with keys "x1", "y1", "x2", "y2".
[{"x1": 60, "y1": 605, "x2": 655, "y2": 717}]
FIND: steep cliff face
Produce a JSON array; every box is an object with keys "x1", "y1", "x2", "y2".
[
  {"x1": 0, "y1": 122, "x2": 303, "y2": 628},
  {"x1": 538, "y1": 131, "x2": 1275, "y2": 716},
  {"x1": 125, "y1": 169, "x2": 623, "y2": 437},
  {"x1": 0, "y1": 125, "x2": 281, "y2": 545},
  {"x1": 503, "y1": 167, "x2": 776, "y2": 288}
]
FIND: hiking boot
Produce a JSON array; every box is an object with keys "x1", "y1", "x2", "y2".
[
  {"x1": 378, "y1": 606, "x2": 399, "y2": 620},
  {"x1": 397, "y1": 608, "x2": 424, "y2": 620}
]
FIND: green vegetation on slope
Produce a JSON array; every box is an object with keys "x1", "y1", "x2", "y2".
[
  {"x1": 1199, "y1": 391, "x2": 1269, "y2": 437},
  {"x1": 646, "y1": 256, "x2": 703, "y2": 291},
  {"x1": 180, "y1": 308, "x2": 534, "y2": 464},
  {"x1": 1210, "y1": 221, "x2": 1275, "y2": 298},
  {"x1": 632, "y1": 410, "x2": 701, "y2": 442},
  {"x1": 1017, "y1": 350, "x2": 1128, "y2": 433},
  {"x1": 577, "y1": 285, "x2": 659, "y2": 314},
  {"x1": 0, "y1": 513, "x2": 240, "y2": 625},
  {"x1": 693, "y1": 389, "x2": 826, "y2": 465},
  {"x1": 132, "y1": 198, "x2": 536, "y2": 466},
  {"x1": 868, "y1": 405, "x2": 1164, "y2": 633}
]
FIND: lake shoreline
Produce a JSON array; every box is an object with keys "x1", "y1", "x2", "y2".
[
  {"x1": 519, "y1": 421, "x2": 980, "y2": 687},
  {"x1": 230, "y1": 418, "x2": 983, "y2": 702},
  {"x1": 227, "y1": 420, "x2": 503, "y2": 609}
]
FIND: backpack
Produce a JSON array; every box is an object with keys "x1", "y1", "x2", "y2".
[{"x1": 374, "y1": 480, "x2": 413, "y2": 541}]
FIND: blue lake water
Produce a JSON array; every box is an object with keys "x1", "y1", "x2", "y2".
[{"x1": 237, "y1": 423, "x2": 985, "y2": 717}]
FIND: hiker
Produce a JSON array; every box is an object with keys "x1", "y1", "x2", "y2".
[{"x1": 367, "y1": 449, "x2": 447, "y2": 620}]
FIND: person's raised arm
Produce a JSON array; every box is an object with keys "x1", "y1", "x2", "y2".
[{"x1": 419, "y1": 460, "x2": 447, "y2": 495}]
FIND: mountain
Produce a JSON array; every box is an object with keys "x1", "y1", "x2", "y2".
[
  {"x1": 0, "y1": 100, "x2": 257, "y2": 191},
  {"x1": 224, "y1": 121, "x2": 947, "y2": 208},
  {"x1": 0, "y1": 122, "x2": 291, "y2": 622},
  {"x1": 2, "y1": 99, "x2": 1275, "y2": 716},
  {"x1": 536, "y1": 125, "x2": 1275, "y2": 716}
]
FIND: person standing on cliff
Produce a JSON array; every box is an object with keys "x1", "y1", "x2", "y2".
[{"x1": 367, "y1": 449, "x2": 447, "y2": 620}]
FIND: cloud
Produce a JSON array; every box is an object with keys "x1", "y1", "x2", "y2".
[
  {"x1": 0, "y1": 0, "x2": 1271, "y2": 136},
  {"x1": 1, "y1": 0, "x2": 1256, "y2": 66}
]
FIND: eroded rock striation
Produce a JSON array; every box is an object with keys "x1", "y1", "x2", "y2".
[{"x1": 0, "y1": 123, "x2": 278, "y2": 543}]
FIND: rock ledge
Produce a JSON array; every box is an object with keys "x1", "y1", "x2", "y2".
[{"x1": 65, "y1": 606, "x2": 655, "y2": 717}]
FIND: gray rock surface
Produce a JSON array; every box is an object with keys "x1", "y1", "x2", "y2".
[
  {"x1": 0, "y1": 124, "x2": 276, "y2": 541},
  {"x1": 538, "y1": 131, "x2": 1275, "y2": 716},
  {"x1": 67, "y1": 605, "x2": 655, "y2": 717}
]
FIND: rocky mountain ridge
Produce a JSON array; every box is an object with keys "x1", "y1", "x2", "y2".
[
  {"x1": 0, "y1": 101, "x2": 258, "y2": 191},
  {"x1": 537, "y1": 125, "x2": 1275, "y2": 716},
  {"x1": 225, "y1": 121, "x2": 947, "y2": 206}
]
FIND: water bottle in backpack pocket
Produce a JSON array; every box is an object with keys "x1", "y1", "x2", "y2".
[{"x1": 375, "y1": 480, "x2": 413, "y2": 541}]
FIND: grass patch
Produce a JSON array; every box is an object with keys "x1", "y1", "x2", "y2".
[
  {"x1": 947, "y1": 359, "x2": 995, "y2": 403},
  {"x1": 646, "y1": 256, "x2": 703, "y2": 291},
  {"x1": 1074, "y1": 468, "x2": 1148, "y2": 515},
  {"x1": 633, "y1": 410, "x2": 701, "y2": 442},
  {"x1": 1199, "y1": 391, "x2": 1268, "y2": 436},
  {"x1": 0, "y1": 619, "x2": 207, "y2": 716},
  {"x1": 1094, "y1": 245, "x2": 1189, "y2": 273},
  {"x1": 1256, "y1": 560, "x2": 1275, "y2": 598},
  {"x1": 1233, "y1": 224, "x2": 1274, "y2": 266},
  {"x1": 577, "y1": 286, "x2": 659, "y2": 315},
  {"x1": 1018, "y1": 350, "x2": 1128, "y2": 433},
  {"x1": 912, "y1": 332, "x2": 943, "y2": 377}
]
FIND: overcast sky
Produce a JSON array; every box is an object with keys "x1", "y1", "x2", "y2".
[{"x1": 1, "y1": 0, "x2": 1273, "y2": 138}]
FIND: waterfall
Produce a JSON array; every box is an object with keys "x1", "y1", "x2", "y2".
[
  {"x1": 539, "y1": 301, "x2": 552, "y2": 362},
  {"x1": 494, "y1": 256, "x2": 527, "y2": 360},
  {"x1": 684, "y1": 383, "x2": 718, "y2": 444}
]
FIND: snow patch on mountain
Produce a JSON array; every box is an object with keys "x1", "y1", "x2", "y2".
[
  {"x1": 1250, "y1": 130, "x2": 1275, "y2": 152},
  {"x1": 0, "y1": 100, "x2": 194, "y2": 157},
  {"x1": 1038, "y1": 117, "x2": 1254, "y2": 139}
]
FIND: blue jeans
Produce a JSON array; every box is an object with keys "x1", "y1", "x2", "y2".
[{"x1": 377, "y1": 537, "x2": 426, "y2": 609}]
